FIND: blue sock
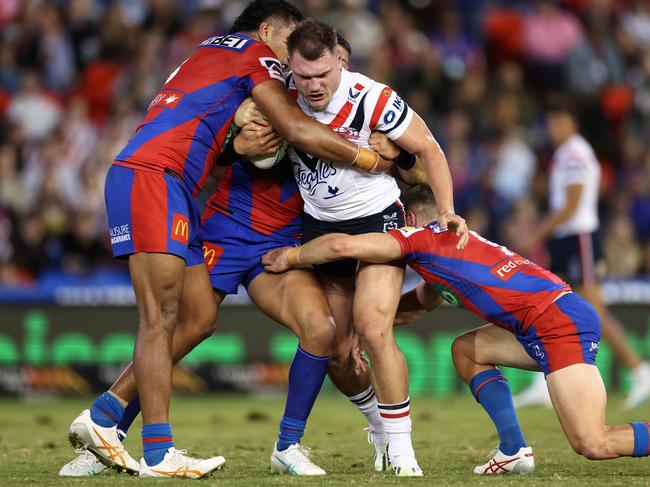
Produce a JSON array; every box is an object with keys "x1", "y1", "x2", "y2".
[
  {"x1": 469, "y1": 369, "x2": 527, "y2": 456},
  {"x1": 277, "y1": 346, "x2": 330, "y2": 451},
  {"x1": 142, "y1": 423, "x2": 174, "y2": 466},
  {"x1": 90, "y1": 391, "x2": 125, "y2": 428},
  {"x1": 630, "y1": 422, "x2": 650, "y2": 457},
  {"x1": 116, "y1": 397, "x2": 141, "y2": 441}
]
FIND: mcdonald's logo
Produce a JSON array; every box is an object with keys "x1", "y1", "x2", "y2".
[
  {"x1": 202, "y1": 242, "x2": 224, "y2": 271},
  {"x1": 171, "y1": 213, "x2": 189, "y2": 245}
]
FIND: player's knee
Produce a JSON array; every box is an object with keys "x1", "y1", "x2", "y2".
[
  {"x1": 197, "y1": 301, "x2": 219, "y2": 337},
  {"x1": 139, "y1": 296, "x2": 181, "y2": 333},
  {"x1": 570, "y1": 434, "x2": 609, "y2": 460},
  {"x1": 190, "y1": 314, "x2": 218, "y2": 342},
  {"x1": 357, "y1": 327, "x2": 391, "y2": 353},
  {"x1": 451, "y1": 333, "x2": 472, "y2": 364},
  {"x1": 451, "y1": 334, "x2": 466, "y2": 359},
  {"x1": 328, "y1": 350, "x2": 351, "y2": 373},
  {"x1": 297, "y1": 312, "x2": 335, "y2": 354}
]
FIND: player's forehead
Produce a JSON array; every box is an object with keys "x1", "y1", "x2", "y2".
[{"x1": 289, "y1": 49, "x2": 337, "y2": 77}]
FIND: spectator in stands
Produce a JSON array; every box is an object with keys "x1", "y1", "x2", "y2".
[{"x1": 0, "y1": 0, "x2": 650, "y2": 288}]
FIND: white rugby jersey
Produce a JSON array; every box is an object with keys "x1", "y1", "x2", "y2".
[
  {"x1": 549, "y1": 134, "x2": 601, "y2": 238},
  {"x1": 287, "y1": 69, "x2": 413, "y2": 221}
]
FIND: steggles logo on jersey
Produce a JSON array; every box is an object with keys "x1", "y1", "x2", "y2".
[{"x1": 294, "y1": 160, "x2": 339, "y2": 196}]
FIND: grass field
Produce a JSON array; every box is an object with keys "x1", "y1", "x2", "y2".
[{"x1": 1, "y1": 393, "x2": 648, "y2": 486}]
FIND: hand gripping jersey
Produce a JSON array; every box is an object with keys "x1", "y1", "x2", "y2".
[
  {"x1": 388, "y1": 224, "x2": 571, "y2": 334},
  {"x1": 114, "y1": 33, "x2": 285, "y2": 197},
  {"x1": 205, "y1": 158, "x2": 303, "y2": 239},
  {"x1": 288, "y1": 69, "x2": 413, "y2": 221}
]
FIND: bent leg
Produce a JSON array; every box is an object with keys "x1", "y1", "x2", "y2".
[
  {"x1": 546, "y1": 364, "x2": 639, "y2": 459},
  {"x1": 452, "y1": 324, "x2": 533, "y2": 457},
  {"x1": 452, "y1": 324, "x2": 539, "y2": 382}
]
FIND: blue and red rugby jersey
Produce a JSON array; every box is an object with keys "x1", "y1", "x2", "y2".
[
  {"x1": 388, "y1": 223, "x2": 571, "y2": 334},
  {"x1": 204, "y1": 158, "x2": 303, "y2": 239},
  {"x1": 114, "y1": 33, "x2": 285, "y2": 197}
]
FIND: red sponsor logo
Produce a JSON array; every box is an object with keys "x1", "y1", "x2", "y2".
[
  {"x1": 490, "y1": 258, "x2": 530, "y2": 281},
  {"x1": 149, "y1": 90, "x2": 184, "y2": 109},
  {"x1": 202, "y1": 242, "x2": 224, "y2": 271},
  {"x1": 171, "y1": 213, "x2": 189, "y2": 245}
]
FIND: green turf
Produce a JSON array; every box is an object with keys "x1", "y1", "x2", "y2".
[{"x1": 0, "y1": 394, "x2": 648, "y2": 486}]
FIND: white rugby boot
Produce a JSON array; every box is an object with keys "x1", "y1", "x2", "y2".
[
  {"x1": 625, "y1": 362, "x2": 650, "y2": 409},
  {"x1": 68, "y1": 409, "x2": 140, "y2": 474},
  {"x1": 390, "y1": 454, "x2": 423, "y2": 477},
  {"x1": 139, "y1": 447, "x2": 225, "y2": 478},
  {"x1": 513, "y1": 373, "x2": 552, "y2": 408},
  {"x1": 270, "y1": 442, "x2": 326, "y2": 475},
  {"x1": 365, "y1": 427, "x2": 389, "y2": 471},
  {"x1": 59, "y1": 450, "x2": 107, "y2": 477},
  {"x1": 474, "y1": 447, "x2": 535, "y2": 475}
]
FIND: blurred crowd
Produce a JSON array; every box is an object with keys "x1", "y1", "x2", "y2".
[{"x1": 1, "y1": 0, "x2": 650, "y2": 286}]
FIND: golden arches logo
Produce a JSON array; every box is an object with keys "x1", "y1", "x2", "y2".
[
  {"x1": 171, "y1": 213, "x2": 189, "y2": 244},
  {"x1": 203, "y1": 246, "x2": 216, "y2": 266},
  {"x1": 174, "y1": 220, "x2": 188, "y2": 239}
]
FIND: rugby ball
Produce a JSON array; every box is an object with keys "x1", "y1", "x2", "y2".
[{"x1": 251, "y1": 140, "x2": 288, "y2": 169}]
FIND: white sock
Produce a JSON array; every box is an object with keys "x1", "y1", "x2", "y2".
[
  {"x1": 378, "y1": 397, "x2": 414, "y2": 459},
  {"x1": 633, "y1": 361, "x2": 650, "y2": 377},
  {"x1": 347, "y1": 386, "x2": 384, "y2": 434}
]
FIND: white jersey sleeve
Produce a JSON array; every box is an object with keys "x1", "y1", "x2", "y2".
[
  {"x1": 555, "y1": 154, "x2": 589, "y2": 187},
  {"x1": 365, "y1": 84, "x2": 413, "y2": 140}
]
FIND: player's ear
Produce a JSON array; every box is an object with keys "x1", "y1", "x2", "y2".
[
  {"x1": 406, "y1": 209, "x2": 417, "y2": 227},
  {"x1": 258, "y1": 20, "x2": 271, "y2": 43}
]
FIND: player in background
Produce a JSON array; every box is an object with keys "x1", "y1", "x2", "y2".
[
  {"x1": 264, "y1": 184, "x2": 650, "y2": 474},
  {"x1": 514, "y1": 95, "x2": 650, "y2": 409},
  {"x1": 59, "y1": 34, "x2": 403, "y2": 477},
  {"x1": 286, "y1": 20, "x2": 467, "y2": 476},
  {"x1": 65, "y1": 1, "x2": 392, "y2": 478}
]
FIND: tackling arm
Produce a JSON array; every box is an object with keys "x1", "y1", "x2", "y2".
[
  {"x1": 394, "y1": 282, "x2": 443, "y2": 326},
  {"x1": 251, "y1": 80, "x2": 392, "y2": 173},
  {"x1": 262, "y1": 232, "x2": 403, "y2": 273}
]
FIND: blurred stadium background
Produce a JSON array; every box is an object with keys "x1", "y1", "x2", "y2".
[{"x1": 1, "y1": 0, "x2": 650, "y2": 401}]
